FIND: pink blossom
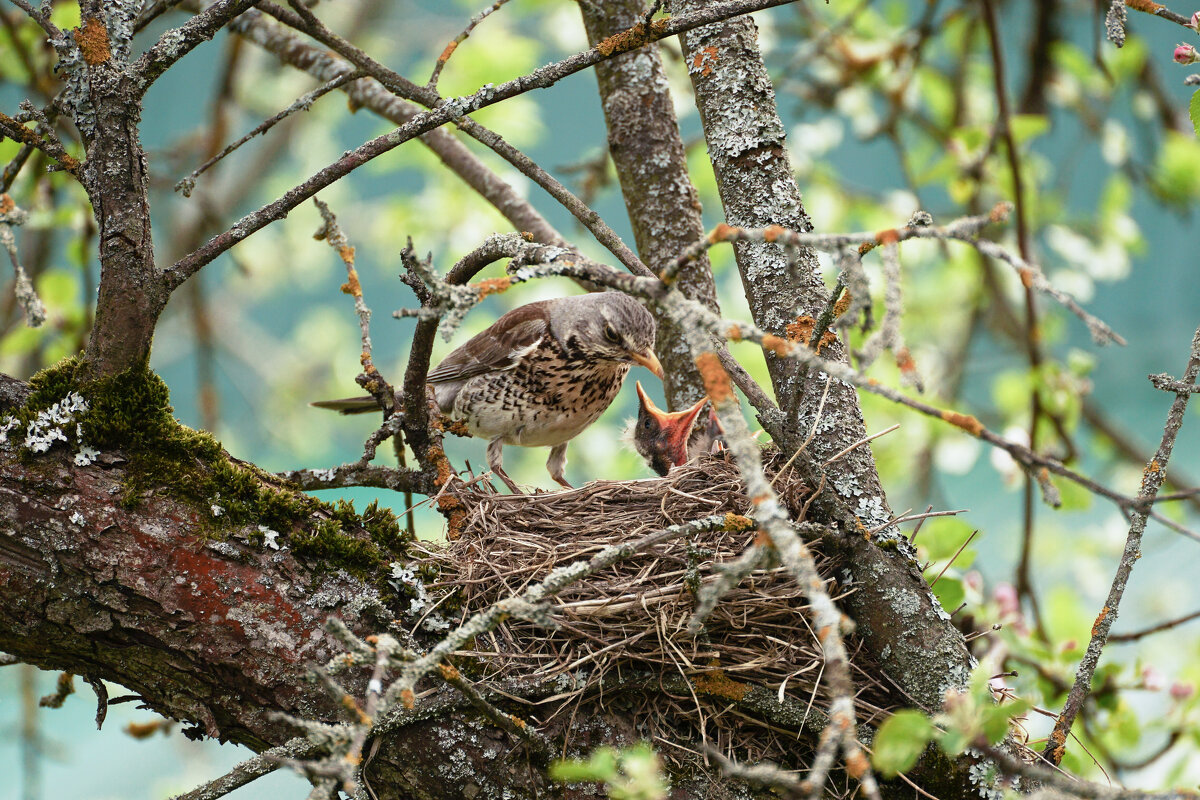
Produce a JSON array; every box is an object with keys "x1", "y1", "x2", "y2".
[
  {"x1": 1142, "y1": 665, "x2": 1166, "y2": 691},
  {"x1": 1174, "y1": 43, "x2": 1200, "y2": 65},
  {"x1": 1170, "y1": 682, "x2": 1195, "y2": 700},
  {"x1": 964, "y1": 571, "x2": 983, "y2": 593},
  {"x1": 993, "y1": 583, "x2": 1019, "y2": 617},
  {"x1": 1191, "y1": 11, "x2": 1200, "y2": 31}
]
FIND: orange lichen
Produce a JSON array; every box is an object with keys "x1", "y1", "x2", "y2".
[
  {"x1": 761, "y1": 334, "x2": 793, "y2": 356},
  {"x1": 989, "y1": 202, "x2": 1012, "y2": 223},
  {"x1": 762, "y1": 224, "x2": 786, "y2": 243},
  {"x1": 858, "y1": 241, "x2": 876, "y2": 255},
  {"x1": 844, "y1": 749, "x2": 869, "y2": 779},
  {"x1": 723, "y1": 513, "x2": 754, "y2": 532},
  {"x1": 786, "y1": 315, "x2": 815, "y2": 342},
  {"x1": 875, "y1": 228, "x2": 901, "y2": 246},
  {"x1": 694, "y1": 351, "x2": 732, "y2": 403},
  {"x1": 753, "y1": 529, "x2": 773, "y2": 548},
  {"x1": 708, "y1": 222, "x2": 737, "y2": 244},
  {"x1": 941, "y1": 410, "x2": 984, "y2": 436},
  {"x1": 726, "y1": 325, "x2": 743, "y2": 341},
  {"x1": 0, "y1": 194, "x2": 13, "y2": 213},
  {"x1": 507, "y1": 714, "x2": 527, "y2": 729},
  {"x1": 472, "y1": 276, "x2": 513, "y2": 298},
  {"x1": 75, "y1": 17, "x2": 111, "y2": 65},
  {"x1": 340, "y1": 268, "x2": 361, "y2": 297},
  {"x1": 400, "y1": 688, "x2": 416, "y2": 709},
  {"x1": 833, "y1": 289, "x2": 852, "y2": 316},
  {"x1": 692, "y1": 45, "x2": 719, "y2": 76},
  {"x1": 437, "y1": 41, "x2": 458, "y2": 64},
  {"x1": 896, "y1": 347, "x2": 917, "y2": 375},
  {"x1": 751, "y1": 493, "x2": 772, "y2": 505},
  {"x1": 1092, "y1": 606, "x2": 1110, "y2": 636},
  {"x1": 1125, "y1": 0, "x2": 1164, "y2": 12},
  {"x1": 1018, "y1": 267, "x2": 1034, "y2": 288},
  {"x1": 1147, "y1": 460, "x2": 1161, "y2": 474},
  {"x1": 447, "y1": 419, "x2": 471, "y2": 437},
  {"x1": 438, "y1": 662, "x2": 461, "y2": 681},
  {"x1": 596, "y1": 22, "x2": 657, "y2": 57},
  {"x1": 692, "y1": 668, "x2": 748, "y2": 700}
]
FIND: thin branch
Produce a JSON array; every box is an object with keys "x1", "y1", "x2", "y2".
[
  {"x1": 427, "y1": 0, "x2": 512, "y2": 90},
  {"x1": 1108, "y1": 608, "x2": 1200, "y2": 643},
  {"x1": 6, "y1": 0, "x2": 64, "y2": 43},
  {"x1": 135, "y1": 0, "x2": 262, "y2": 89},
  {"x1": 163, "y1": 0, "x2": 803, "y2": 289},
  {"x1": 170, "y1": 738, "x2": 320, "y2": 800},
  {"x1": 672, "y1": 208, "x2": 1124, "y2": 346},
  {"x1": 1045, "y1": 325, "x2": 1200, "y2": 766},
  {"x1": 437, "y1": 662, "x2": 553, "y2": 761},
  {"x1": 260, "y1": 0, "x2": 653, "y2": 278},
  {"x1": 0, "y1": 110, "x2": 80, "y2": 178},
  {"x1": 0, "y1": 195, "x2": 46, "y2": 327},
  {"x1": 276, "y1": 464, "x2": 435, "y2": 494},
  {"x1": 176, "y1": 72, "x2": 363, "y2": 197}
]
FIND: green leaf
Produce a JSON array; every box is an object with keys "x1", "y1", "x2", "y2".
[
  {"x1": 981, "y1": 700, "x2": 1032, "y2": 744},
  {"x1": 1190, "y1": 90, "x2": 1200, "y2": 138},
  {"x1": 550, "y1": 748, "x2": 618, "y2": 783},
  {"x1": 872, "y1": 710, "x2": 935, "y2": 777}
]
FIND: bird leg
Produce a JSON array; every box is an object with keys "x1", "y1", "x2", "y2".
[
  {"x1": 546, "y1": 443, "x2": 573, "y2": 489},
  {"x1": 487, "y1": 438, "x2": 522, "y2": 493}
]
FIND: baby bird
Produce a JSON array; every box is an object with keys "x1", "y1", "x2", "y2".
[
  {"x1": 314, "y1": 293, "x2": 662, "y2": 493},
  {"x1": 629, "y1": 381, "x2": 725, "y2": 476}
]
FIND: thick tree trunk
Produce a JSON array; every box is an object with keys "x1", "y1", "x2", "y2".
[{"x1": 578, "y1": 0, "x2": 721, "y2": 408}]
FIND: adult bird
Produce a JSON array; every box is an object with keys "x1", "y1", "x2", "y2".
[
  {"x1": 629, "y1": 381, "x2": 725, "y2": 476},
  {"x1": 314, "y1": 292, "x2": 662, "y2": 492}
]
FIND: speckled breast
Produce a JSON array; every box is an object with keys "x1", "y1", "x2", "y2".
[{"x1": 454, "y1": 347, "x2": 630, "y2": 447}]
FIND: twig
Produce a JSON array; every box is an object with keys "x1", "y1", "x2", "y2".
[
  {"x1": 260, "y1": 0, "x2": 653, "y2": 278},
  {"x1": 702, "y1": 744, "x2": 803, "y2": 795},
  {"x1": 1122, "y1": 0, "x2": 1195, "y2": 30},
  {"x1": 312, "y1": 198, "x2": 396, "y2": 414},
  {"x1": 135, "y1": 0, "x2": 263, "y2": 89},
  {"x1": 1045, "y1": 325, "x2": 1200, "y2": 766},
  {"x1": 164, "y1": 0, "x2": 804, "y2": 289},
  {"x1": 437, "y1": 661, "x2": 553, "y2": 761},
  {"x1": 927, "y1": 529, "x2": 977, "y2": 588},
  {"x1": 1108, "y1": 608, "x2": 1200, "y2": 643},
  {"x1": 0, "y1": 195, "x2": 46, "y2": 327},
  {"x1": 176, "y1": 72, "x2": 363, "y2": 197},
  {"x1": 6, "y1": 0, "x2": 64, "y2": 43},
  {"x1": 427, "y1": 0, "x2": 512, "y2": 90},
  {"x1": 0, "y1": 110, "x2": 79, "y2": 178},
  {"x1": 276, "y1": 463, "x2": 435, "y2": 494},
  {"x1": 169, "y1": 737, "x2": 319, "y2": 800}
]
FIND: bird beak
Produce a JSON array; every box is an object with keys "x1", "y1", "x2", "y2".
[
  {"x1": 635, "y1": 383, "x2": 709, "y2": 468},
  {"x1": 665, "y1": 396, "x2": 709, "y2": 462},
  {"x1": 629, "y1": 349, "x2": 664, "y2": 378}
]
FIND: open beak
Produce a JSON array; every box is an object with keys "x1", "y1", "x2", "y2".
[
  {"x1": 629, "y1": 348, "x2": 664, "y2": 379},
  {"x1": 635, "y1": 382, "x2": 709, "y2": 468}
]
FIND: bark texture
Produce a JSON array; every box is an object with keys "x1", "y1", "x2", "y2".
[
  {"x1": 578, "y1": 0, "x2": 721, "y2": 408},
  {"x1": 668, "y1": 1, "x2": 977, "y2": 720}
]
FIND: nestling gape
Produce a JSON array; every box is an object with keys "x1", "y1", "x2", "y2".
[
  {"x1": 629, "y1": 381, "x2": 726, "y2": 476},
  {"x1": 315, "y1": 292, "x2": 662, "y2": 492}
]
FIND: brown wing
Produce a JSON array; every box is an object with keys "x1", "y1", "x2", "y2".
[{"x1": 425, "y1": 301, "x2": 551, "y2": 385}]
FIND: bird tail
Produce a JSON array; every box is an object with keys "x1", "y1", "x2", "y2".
[{"x1": 310, "y1": 396, "x2": 383, "y2": 415}]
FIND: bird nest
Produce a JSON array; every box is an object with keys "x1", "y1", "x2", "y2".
[{"x1": 412, "y1": 451, "x2": 897, "y2": 769}]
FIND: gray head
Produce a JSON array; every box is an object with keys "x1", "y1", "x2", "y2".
[{"x1": 550, "y1": 292, "x2": 661, "y2": 376}]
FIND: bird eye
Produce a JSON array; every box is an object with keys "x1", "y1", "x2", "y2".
[
  {"x1": 642, "y1": 418, "x2": 652, "y2": 430},
  {"x1": 604, "y1": 324, "x2": 620, "y2": 343}
]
